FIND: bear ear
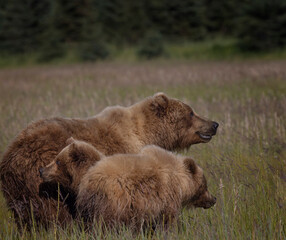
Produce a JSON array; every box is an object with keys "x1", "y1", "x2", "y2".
[
  {"x1": 66, "y1": 137, "x2": 75, "y2": 145},
  {"x1": 69, "y1": 143, "x2": 102, "y2": 164},
  {"x1": 69, "y1": 143, "x2": 87, "y2": 163},
  {"x1": 184, "y1": 157, "x2": 197, "y2": 175},
  {"x1": 150, "y1": 92, "x2": 169, "y2": 117}
]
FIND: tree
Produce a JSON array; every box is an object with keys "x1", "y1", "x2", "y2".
[
  {"x1": 94, "y1": 0, "x2": 149, "y2": 43},
  {"x1": 204, "y1": 0, "x2": 239, "y2": 36},
  {"x1": 0, "y1": 0, "x2": 49, "y2": 54},
  {"x1": 147, "y1": 0, "x2": 207, "y2": 40},
  {"x1": 77, "y1": 0, "x2": 109, "y2": 61},
  {"x1": 37, "y1": 0, "x2": 65, "y2": 61},
  {"x1": 236, "y1": 0, "x2": 286, "y2": 51},
  {"x1": 137, "y1": 30, "x2": 165, "y2": 59}
]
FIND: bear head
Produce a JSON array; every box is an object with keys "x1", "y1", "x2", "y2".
[
  {"x1": 39, "y1": 137, "x2": 103, "y2": 192},
  {"x1": 146, "y1": 93, "x2": 219, "y2": 150},
  {"x1": 183, "y1": 157, "x2": 216, "y2": 209}
]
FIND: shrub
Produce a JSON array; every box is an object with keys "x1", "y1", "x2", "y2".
[
  {"x1": 78, "y1": 41, "x2": 109, "y2": 62},
  {"x1": 137, "y1": 31, "x2": 165, "y2": 59}
]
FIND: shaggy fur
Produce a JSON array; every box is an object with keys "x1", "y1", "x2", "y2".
[
  {"x1": 0, "y1": 93, "x2": 218, "y2": 228},
  {"x1": 39, "y1": 138, "x2": 103, "y2": 195},
  {"x1": 41, "y1": 142, "x2": 216, "y2": 232},
  {"x1": 76, "y1": 145, "x2": 216, "y2": 232}
]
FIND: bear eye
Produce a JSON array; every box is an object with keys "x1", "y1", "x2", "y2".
[
  {"x1": 190, "y1": 111, "x2": 194, "y2": 117},
  {"x1": 56, "y1": 160, "x2": 60, "y2": 166}
]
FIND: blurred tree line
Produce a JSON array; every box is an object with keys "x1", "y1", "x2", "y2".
[{"x1": 0, "y1": 0, "x2": 286, "y2": 60}]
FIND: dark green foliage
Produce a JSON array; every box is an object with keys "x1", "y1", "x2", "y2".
[
  {"x1": 137, "y1": 31, "x2": 165, "y2": 59},
  {"x1": 77, "y1": 0, "x2": 109, "y2": 61},
  {"x1": 0, "y1": 0, "x2": 286, "y2": 60},
  {"x1": 37, "y1": 0, "x2": 65, "y2": 62},
  {"x1": 237, "y1": 0, "x2": 286, "y2": 51},
  {"x1": 94, "y1": 0, "x2": 149, "y2": 43},
  {"x1": 205, "y1": 0, "x2": 239, "y2": 36},
  {"x1": 0, "y1": 0, "x2": 50, "y2": 54},
  {"x1": 78, "y1": 41, "x2": 109, "y2": 61},
  {"x1": 37, "y1": 28, "x2": 65, "y2": 62},
  {"x1": 147, "y1": 0, "x2": 207, "y2": 40},
  {"x1": 52, "y1": 0, "x2": 90, "y2": 42}
]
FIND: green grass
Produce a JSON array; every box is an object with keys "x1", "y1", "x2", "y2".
[
  {"x1": 1, "y1": 39, "x2": 286, "y2": 68},
  {"x1": 165, "y1": 39, "x2": 286, "y2": 61},
  {"x1": 0, "y1": 60, "x2": 285, "y2": 239}
]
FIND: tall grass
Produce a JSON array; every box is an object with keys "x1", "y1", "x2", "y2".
[{"x1": 0, "y1": 60, "x2": 285, "y2": 239}]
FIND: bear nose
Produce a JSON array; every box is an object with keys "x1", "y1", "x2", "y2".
[
  {"x1": 39, "y1": 168, "x2": 43, "y2": 177},
  {"x1": 212, "y1": 122, "x2": 219, "y2": 131},
  {"x1": 211, "y1": 195, "x2": 217, "y2": 205}
]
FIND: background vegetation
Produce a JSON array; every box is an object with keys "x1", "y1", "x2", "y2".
[
  {"x1": 0, "y1": 61, "x2": 285, "y2": 239},
  {"x1": 0, "y1": 0, "x2": 285, "y2": 239},
  {"x1": 0, "y1": 0, "x2": 286, "y2": 66}
]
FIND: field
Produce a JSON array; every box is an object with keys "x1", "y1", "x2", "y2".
[{"x1": 0, "y1": 60, "x2": 285, "y2": 239}]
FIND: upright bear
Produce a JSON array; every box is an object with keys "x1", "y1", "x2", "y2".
[
  {"x1": 41, "y1": 141, "x2": 216, "y2": 232},
  {"x1": 0, "y1": 93, "x2": 219, "y2": 229}
]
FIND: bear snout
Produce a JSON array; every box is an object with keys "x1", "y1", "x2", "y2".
[
  {"x1": 212, "y1": 122, "x2": 219, "y2": 132},
  {"x1": 211, "y1": 195, "x2": 217, "y2": 205},
  {"x1": 213, "y1": 196, "x2": 217, "y2": 202},
  {"x1": 203, "y1": 195, "x2": 217, "y2": 209},
  {"x1": 39, "y1": 167, "x2": 44, "y2": 177}
]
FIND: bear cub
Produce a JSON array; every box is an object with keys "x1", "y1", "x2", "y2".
[
  {"x1": 41, "y1": 139, "x2": 216, "y2": 231},
  {"x1": 39, "y1": 137, "x2": 104, "y2": 196}
]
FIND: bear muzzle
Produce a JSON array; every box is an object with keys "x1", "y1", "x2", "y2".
[
  {"x1": 196, "y1": 121, "x2": 219, "y2": 142},
  {"x1": 203, "y1": 195, "x2": 217, "y2": 209},
  {"x1": 39, "y1": 167, "x2": 53, "y2": 181},
  {"x1": 39, "y1": 167, "x2": 44, "y2": 177}
]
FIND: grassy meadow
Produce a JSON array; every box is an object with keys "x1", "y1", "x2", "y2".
[{"x1": 0, "y1": 60, "x2": 285, "y2": 239}]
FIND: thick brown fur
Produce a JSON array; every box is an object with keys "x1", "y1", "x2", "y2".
[
  {"x1": 40, "y1": 138, "x2": 104, "y2": 195},
  {"x1": 76, "y1": 145, "x2": 216, "y2": 232},
  {"x1": 0, "y1": 93, "x2": 218, "y2": 229}
]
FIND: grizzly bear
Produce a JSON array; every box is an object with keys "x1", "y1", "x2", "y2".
[
  {"x1": 77, "y1": 145, "x2": 216, "y2": 231},
  {"x1": 41, "y1": 141, "x2": 216, "y2": 232},
  {"x1": 0, "y1": 93, "x2": 218, "y2": 229},
  {"x1": 39, "y1": 138, "x2": 104, "y2": 194}
]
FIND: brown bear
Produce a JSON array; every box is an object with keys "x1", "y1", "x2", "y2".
[
  {"x1": 39, "y1": 138, "x2": 104, "y2": 194},
  {"x1": 77, "y1": 145, "x2": 216, "y2": 232},
  {"x1": 41, "y1": 141, "x2": 216, "y2": 232},
  {"x1": 0, "y1": 93, "x2": 219, "y2": 229}
]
